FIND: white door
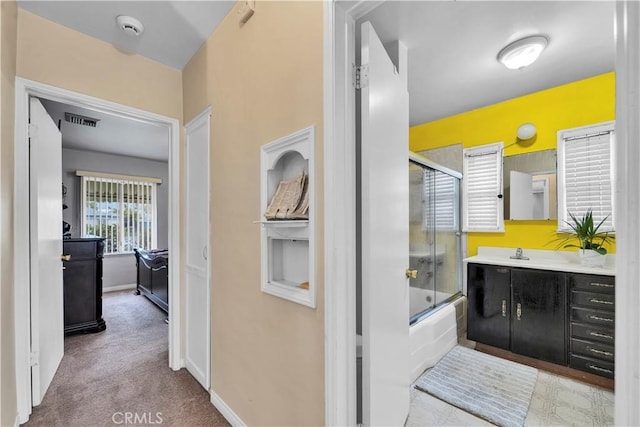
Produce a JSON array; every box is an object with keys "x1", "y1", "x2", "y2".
[
  {"x1": 184, "y1": 109, "x2": 211, "y2": 390},
  {"x1": 29, "y1": 97, "x2": 64, "y2": 406},
  {"x1": 360, "y1": 22, "x2": 410, "y2": 426}
]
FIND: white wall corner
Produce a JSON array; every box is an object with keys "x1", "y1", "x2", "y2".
[{"x1": 615, "y1": 1, "x2": 640, "y2": 426}]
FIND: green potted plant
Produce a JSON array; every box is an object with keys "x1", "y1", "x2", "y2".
[{"x1": 551, "y1": 209, "x2": 615, "y2": 267}]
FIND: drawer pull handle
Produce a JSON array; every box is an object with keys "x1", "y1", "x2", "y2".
[
  {"x1": 589, "y1": 282, "x2": 614, "y2": 288},
  {"x1": 587, "y1": 364, "x2": 613, "y2": 374},
  {"x1": 501, "y1": 300, "x2": 507, "y2": 317},
  {"x1": 588, "y1": 314, "x2": 613, "y2": 323},
  {"x1": 587, "y1": 347, "x2": 614, "y2": 357},
  {"x1": 516, "y1": 303, "x2": 522, "y2": 320},
  {"x1": 589, "y1": 298, "x2": 613, "y2": 305},
  {"x1": 588, "y1": 331, "x2": 614, "y2": 340}
]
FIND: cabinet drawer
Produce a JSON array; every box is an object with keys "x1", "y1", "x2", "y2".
[
  {"x1": 570, "y1": 274, "x2": 614, "y2": 293},
  {"x1": 63, "y1": 241, "x2": 97, "y2": 260},
  {"x1": 571, "y1": 338, "x2": 614, "y2": 362},
  {"x1": 570, "y1": 354, "x2": 614, "y2": 379},
  {"x1": 571, "y1": 322, "x2": 614, "y2": 345},
  {"x1": 571, "y1": 307, "x2": 615, "y2": 327},
  {"x1": 571, "y1": 290, "x2": 615, "y2": 311}
]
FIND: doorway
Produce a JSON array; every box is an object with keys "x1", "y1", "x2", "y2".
[{"x1": 14, "y1": 78, "x2": 182, "y2": 423}]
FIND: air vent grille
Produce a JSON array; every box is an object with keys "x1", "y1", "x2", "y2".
[{"x1": 64, "y1": 112, "x2": 100, "y2": 128}]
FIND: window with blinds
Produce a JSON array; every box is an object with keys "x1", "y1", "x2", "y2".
[
  {"x1": 424, "y1": 170, "x2": 459, "y2": 231},
  {"x1": 462, "y1": 142, "x2": 504, "y2": 232},
  {"x1": 80, "y1": 174, "x2": 158, "y2": 254},
  {"x1": 557, "y1": 122, "x2": 615, "y2": 232}
]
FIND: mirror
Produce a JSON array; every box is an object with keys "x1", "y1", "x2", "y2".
[{"x1": 503, "y1": 149, "x2": 557, "y2": 220}]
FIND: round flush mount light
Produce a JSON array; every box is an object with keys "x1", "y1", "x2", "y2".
[
  {"x1": 116, "y1": 15, "x2": 144, "y2": 37},
  {"x1": 498, "y1": 35, "x2": 548, "y2": 70},
  {"x1": 517, "y1": 123, "x2": 537, "y2": 140}
]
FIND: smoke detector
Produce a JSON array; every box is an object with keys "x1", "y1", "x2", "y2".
[
  {"x1": 116, "y1": 15, "x2": 144, "y2": 37},
  {"x1": 65, "y1": 112, "x2": 101, "y2": 128}
]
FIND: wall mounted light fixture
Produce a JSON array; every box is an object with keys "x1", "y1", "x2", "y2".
[
  {"x1": 498, "y1": 35, "x2": 548, "y2": 70},
  {"x1": 517, "y1": 123, "x2": 537, "y2": 140}
]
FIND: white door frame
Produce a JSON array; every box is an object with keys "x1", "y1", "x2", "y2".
[
  {"x1": 324, "y1": 1, "x2": 640, "y2": 425},
  {"x1": 13, "y1": 77, "x2": 182, "y2": 423}
]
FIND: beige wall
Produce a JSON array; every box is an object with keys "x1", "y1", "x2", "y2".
[
  {"x1": 183, "y1": 1, "x2": 325, "y2": 425},
  {"x1": 0, "y1": 1, "x2": 18, "y2": 425},
  {"x1": 16, "y1": 9, "x2": 182, "y2": 120}
]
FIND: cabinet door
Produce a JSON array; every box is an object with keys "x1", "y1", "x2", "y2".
[
  {"x1": 511, "y1": 269, "x2": 566, "y2": 365},
  {"x1": 63, "y1": 259, "x2": 97, "y2": 327},
  {"x1": 467, "y1": 264, "x2": 511, "y2": 350}
]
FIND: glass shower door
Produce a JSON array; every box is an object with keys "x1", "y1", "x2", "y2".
[
  {"x1": 409, "y1": 161, "x2": 436, "y2": 320},
  {"x1": 409, "y1": 156, "x2": 462, "y2": 324}
]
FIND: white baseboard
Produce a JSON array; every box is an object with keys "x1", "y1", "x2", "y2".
[
  {"x1": 210, "y1": 389, "x2": 246, "y2": 427},
  {"x1": 103, "y1": 283, "x2": 137, "y2": 293}
]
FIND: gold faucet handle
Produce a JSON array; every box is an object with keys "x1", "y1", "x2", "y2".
[
  {"x1": 61, "y1": 254, "x2": 71, "y2": 261},
  {"x1": 405, "y1": 269, "x2": 418, "y2": 279}
]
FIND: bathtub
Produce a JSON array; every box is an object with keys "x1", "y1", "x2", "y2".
[{"x1": 409, "y1": 292, "x2": 465, "y2": 383}]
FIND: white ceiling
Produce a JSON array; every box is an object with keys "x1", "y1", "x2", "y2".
[
  {"x1": 40, "y1": 98, "x2": 170, "y2": 162},
  {"x1": 20, "y1": 1, "x2": 616, "y2": 158},
  {"x1": 358, "y1": 1, "x2": 615, "y2": 125},
  {"x1": 17, "y1": 0, "x2": 235, "y2": 70}
]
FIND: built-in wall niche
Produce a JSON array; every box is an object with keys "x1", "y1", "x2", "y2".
[{"x1": 260, "y1": 125, "x2": 315, "y2": 308}]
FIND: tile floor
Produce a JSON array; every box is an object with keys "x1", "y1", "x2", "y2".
[{"x1": 408, "y1": 364, "x2": 614, "y2": 427}]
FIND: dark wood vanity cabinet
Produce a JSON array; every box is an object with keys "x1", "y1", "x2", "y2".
[
  {"x1": 568, "y1": 274, "x2": 615, "y2": 379},
  {"x1": 468, "y1": 263, "x2": 615, "y2": 380},
  {"x1": 467, "y1": 264, "x2": 511, "y2": 350},
  {"x1": 511, "y1": 269, "x2": 566, "y2": 365},
  {"x1": 467, "y1": 263, "x2": 566, "y2": 365},
  {"x1": 62, "y1": 238, "x2": 106, "y2": 335}
]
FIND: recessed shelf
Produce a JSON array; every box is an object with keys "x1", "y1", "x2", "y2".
[{"x1": 260, "y1": 125, "x2": 315, "y2": 308}]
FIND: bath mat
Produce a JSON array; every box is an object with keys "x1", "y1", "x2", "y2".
[{"x1": 415, "y1": 345, "x2": 537, "y2": 427}]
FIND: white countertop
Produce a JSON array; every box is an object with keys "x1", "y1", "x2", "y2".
[{"x1": 464, "y1": 246, "x2": 615, "y2": 276}]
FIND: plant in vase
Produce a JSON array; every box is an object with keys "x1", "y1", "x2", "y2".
[{"x1": 550, "y1": 209, "x2": 615, "y2": 267}]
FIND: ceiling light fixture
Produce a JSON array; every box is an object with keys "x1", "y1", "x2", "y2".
[
  {"x1": 116, "y1": 15, "x2": 144, "y2": 37},
  {"x1": 497, "y1": 35, "x2": 548, "y2": 70}
]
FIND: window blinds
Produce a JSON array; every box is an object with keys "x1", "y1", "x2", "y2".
[
  {"x1": 462, "y1": 143, "x2": 504, "y2": 232},
  {"x1": 558, "y1": 127, "x2": 615, "y2": 231},
  {"x1": 424, "y1": 170, "x2": 459, "y2": 231},
  {"x1": 81, "y1": 175, "x2": 157, "y2": 254}
]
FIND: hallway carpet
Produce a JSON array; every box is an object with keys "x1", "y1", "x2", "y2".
[{"x1": 24, "y1": 291, "x2": 229, "y2": 427}]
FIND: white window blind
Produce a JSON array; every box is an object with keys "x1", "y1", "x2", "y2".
[
  {"x1": 462, "y1": 142, "x2": 504, "y2": 232},
  {"x1": 80, "y1": 175, "x2": 158, "y2": 254},
  {"x1": 424, "y1": 170, "x2": 459, "y2": 231},
  {"x1": 557, "y1": 122, "x2": 615, "y2": 232}
]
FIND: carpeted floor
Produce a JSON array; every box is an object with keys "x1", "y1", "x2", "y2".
[{"x1": 24, "y1": 291, "x2": 229, "y2": 427}]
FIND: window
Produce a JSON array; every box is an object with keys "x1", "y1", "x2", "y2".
[
  {"x1": 424, "y1": 169, "x2": 459, "y2": 231},
  {"x1": 78, "y1": 171, "x2": 160, "y2": 254},
  {"x1": 557, "y1": 122, "x2": 615, "y2": 232},
  {"x1": 462, "y1": 142, "x2": 504, "y2": 232}
]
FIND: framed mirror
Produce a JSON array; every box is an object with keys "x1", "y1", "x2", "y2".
[{"x1": 503, "y1": 149, "x2": 557, "y2": 220}]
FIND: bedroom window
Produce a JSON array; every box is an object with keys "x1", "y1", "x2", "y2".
[
  {"x1": 462, "y1": 142, "x2": 504, "y2": 232},
  {"x1": 78, "y1": 171, "x2": 160, "y2": 254},
  {"x1": 557, "y1": 121, "x2": 615, "y2": 232}
]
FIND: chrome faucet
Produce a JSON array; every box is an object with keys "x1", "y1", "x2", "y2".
[{"x1": 510, "y1": 247, "x2": 530, "y2": 260}]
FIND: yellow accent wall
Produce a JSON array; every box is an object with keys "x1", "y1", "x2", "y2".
[
  {"x1": 0, "y1": 1, "x2": 18, "y2": 425},
  {"x1": 410, "y1": 72, "x2": 615, "y2": 256},
  {"x1": 183, "y1": 1, "x2": 324, "y2": 425}
]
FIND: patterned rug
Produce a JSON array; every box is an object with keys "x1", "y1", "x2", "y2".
[{"x1": 415, "y1": 346, "x2": 537, "y2": 427}]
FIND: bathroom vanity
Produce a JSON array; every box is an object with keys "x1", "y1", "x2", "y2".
[{"x1": 465, "y1": 247, "x2": 615, "y2": 387}]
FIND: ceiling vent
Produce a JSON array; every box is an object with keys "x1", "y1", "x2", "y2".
[{"x1": 65, "y1": 112, "x2": 101, "y2": 128}]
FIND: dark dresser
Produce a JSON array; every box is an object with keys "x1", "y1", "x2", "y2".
[
  {"x1": 134, "y1": 248, "x2": 169, "y2": 313},
  {"x1": 62, "y1": 238, "x2": 107, "y2": 334}
]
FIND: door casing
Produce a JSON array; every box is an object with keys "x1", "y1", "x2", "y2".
[{"x1": 13, "y1": 78, "x2": 182, "y2": 423}]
